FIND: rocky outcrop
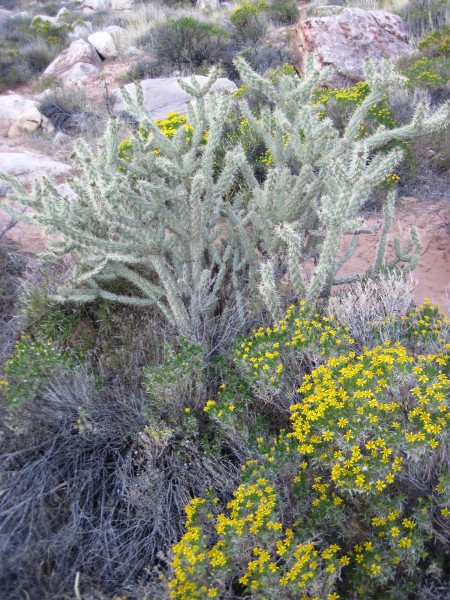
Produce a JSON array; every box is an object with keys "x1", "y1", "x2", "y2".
[
  {"x1": 88, "y1": 31, "x2": 118, "y2": 59},
  {"x1": 8, "y1": 107, "x2": 54, "y2": 139},
  {"x1": 0, "y1": 94, "x2": 37, "y2": 132},
  {"x1": 113, "y1": 76, "x2": 237, "y2": 118},
  {"x1": 43, "y1": 39, "x2": 102, "y2": 87},
  {"x1": 292, "y1": 8, "x2": 411, "y2": 87},
  {"x1": 0, "y1": 152, "x2": 69, "y2": 197}
]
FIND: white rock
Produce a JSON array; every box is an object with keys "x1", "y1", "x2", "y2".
[
  {"x1": 111, "y1": 0, "x2": 134, "y2": 10},
  {"x1": 0, "y1": 152, "x2": 69, "y2": 197},
  {"x1": 0, "y1": 93, "x2": 37, "y2": 131},
  {"x1": 44, "y1": 39, "x2": 102, "y2": 87},
  {"x1": 113, "y1": 76, "x2": 237, "y2": 117},
  {"x1": 84, "y1": 0, "x2": 111, "y2": 8},
  {"x1": 58, "y1": 62, "x2": 101, "y2": 87},
  {"x1": 88, "y1": 31, "x2": 117, "y2": 58},
  {"x1": 8, "y1": 107, "x2": 54, "y2": 139}
]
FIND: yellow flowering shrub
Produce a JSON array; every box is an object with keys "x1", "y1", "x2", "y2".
[{"x1": 169, "y1": 301, "x2": 450, "y2": 599}]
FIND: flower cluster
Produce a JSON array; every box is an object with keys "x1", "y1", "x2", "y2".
[
  {"x1": 169, "y1": 302, "x2": 450, "y2": 598},
  {"x1": 234, "y1": 301, "x2": 354, "y2": 386}
]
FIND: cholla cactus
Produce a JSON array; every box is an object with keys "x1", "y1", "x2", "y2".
[{"x1": 1, "y1": 57, "x2": 449, "y2": 351}]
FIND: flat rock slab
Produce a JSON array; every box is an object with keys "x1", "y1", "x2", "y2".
[
  {"x1": 0, "y1": 151, "x2": 69, "y2": 196},
  {"x1": 292, "y1": 7, "x2": 411, "y2": 87},
  {"x1": 113, "y1": 76, "x2": 237, "y2": 118}
]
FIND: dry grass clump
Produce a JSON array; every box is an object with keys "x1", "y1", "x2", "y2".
[
  {"x1": 327, "y1": 271, "x2": 416, "y2": 347},
  {"x1": 0, "y1": 367, "x2": 240, "y2": 600}
]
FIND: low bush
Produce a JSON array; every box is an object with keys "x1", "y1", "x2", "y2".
[
  {"x1": 38, "y1": 88, "x2": 106, "y2": 136},
  {"x1": 230, "y1": 0, "x2": 270, "y2": 43},
  {"x1": 266, "y1": 0, "x2": 299, "y2": 24},
  {"x1": 400, "y1": 25, "x2": 450, "y2": 105},
  {"x1": 396, "y1": 0, "x2": 450, "y2": 39},
  {"x1": 168, "y1": 300, "x2": 450, "y2": 599},
  {"x1": 0, "y1": 359, "x2": 240, "y2": 599},
  {"x1": 0, "y1": 14, "x2": 69, "y2": 91},
  {"x1": 1, "y1": 336, "x2": 70, "y2": 409},
  {"x1": 0, "y1": 237, "x2": 25, "y2": 364},
  {"x1": 140, "y1": 16, "x2": 234, "y2": 72}
]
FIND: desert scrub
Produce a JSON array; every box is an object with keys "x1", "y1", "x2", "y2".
[
  {"x1": 400, "y1": 26, "x2": 450, "y2": 95},
  {"x1": 3, "y1": 58, "x2": 449, "y2": 352},
  {"x1": 142, "y1": 17, "x2": 233, "y2": 72},
  {"x1": 169, "y1": 301, "x2": 450, "y2": 599},
  {"x1": 0, "y1": 14, "x2": 67, "y2": 90},
  {"x1": 1, "y1": 336, "x2": 70, "y2": 408},
  {"x1": 30, "y1": 16, "x2": 70, "y2": 46},
  {"x1": 230, "y1": 0, "x2": 269, "y2": 42}
]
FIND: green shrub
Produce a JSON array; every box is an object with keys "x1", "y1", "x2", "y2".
[
  {"x1": 230, "y1": 0, "x2": 269, "y2": 43},
  {"x1": 401, "y1": 26, "x2": 450, "y2": 92},
  {"x1": 168, "y1": 300, "x2": 450, "y2": 599},
  {"x1": 1, "y1": 336, "x2": 70, "y2": 408},
  {"x1": 266, "y1": 0, "x2": 299, "y2": 24},
  {"x1": 30, "y1": 16, "x2": 70, "y2": 45},
  {"x1": 142, "y1": 17, "x2": 233, "y2": 71}
]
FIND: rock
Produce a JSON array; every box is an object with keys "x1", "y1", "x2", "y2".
[
  {"x1": 0, "y1": 93, "x2": 37, "y2": 131},
  {"x1": 111, "y1": 0, "x2": 134, "y2": 9},
  {"x1": 292, "y1": 8, "x2": 411, "y2": 87},
  {"x1": 84, "y1": 0, "x2": 110, "y2": 8},
  {"x1": 43, "y1": 39, "x2": 102, "y2": 87},
  {"x1": 57, "y1": 6, "x2": 70, "y2": 20},
  {"x1": 88, "y1": 31, "x2": 117, "y2": 59},
  {"x1": 8, "y1": 107, "x2": 54, "y2": 138},
  {"x1": 0, "y1": 152, "x2": 69, "y2": 197},
  {"x1": 113, "y1": 76, "x2": 237, "y2": 118}
]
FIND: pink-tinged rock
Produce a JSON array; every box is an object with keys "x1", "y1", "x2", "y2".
[
  {"x1": 292, "y1": 8, "x2": 411, "y2": 87},
  {"x1": 43, "y1": 40, "x2": 102, "y2": 87}
]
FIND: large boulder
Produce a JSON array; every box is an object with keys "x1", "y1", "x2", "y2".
[
  {"x1": 0, "y1": 152, "x2": 69, "y2": 196},
  {"x1": 88, "y1": 31, "x2": 117, "y2": 58},
  {"x1": 292, "y1": 8, "x2": 411, "y2": 87},
  {"x1": 113, "y1": 76, "x2": 237, "y2": 118},
  {"x1": 43, "y1": 39, "x2": 102, "y2": 87},
  {"x1": 0, "y1": 93, "x2": 37, "y2": 132}
]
